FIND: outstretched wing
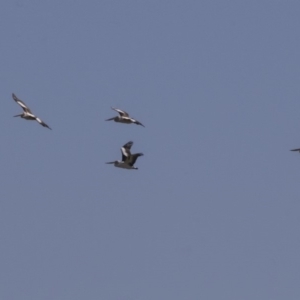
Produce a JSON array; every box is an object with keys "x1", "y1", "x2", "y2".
[
  {"x1": 129, "y1": 153, "x2": 144, "y2": 166},
  {"x1": 123, "y1": 141, "x2": 133, "y2": 150},
  {"x1": 35, "y1": 117, "x2": 52, "y2": 130},
  {"x1": 121, "y1": 141, "x2": 133, "y2": 161},
  {"x1": 111, "y1": 107, "x2": 129, "y2": 117},
  {"x1": 12, "y1": 93, "x2": 32, "y2": 113},
  {"x1": 132, "y1": 119, "x2": 145, "y2": 127}
]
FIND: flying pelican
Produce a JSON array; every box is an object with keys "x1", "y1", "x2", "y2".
[
  {"x1": 12, "y1": 93, "x2": 51, "y2": 130},
  {"x1": 105, "y1": 107, "x2": 145, "y2": 127},
  {"x1": 290, "y1": 148, "x2": 300, "y2": 153},
  {"x1": 106, "y1": 141, "x2": 144, "y2": 170}
]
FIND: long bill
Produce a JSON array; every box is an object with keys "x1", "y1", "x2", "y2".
[
  {"x1": 13, "y1": 114, "x2": 22, "y2": 117},
  {"x1": 105, "y1": 161, "x2": 115, "y2": 164},
  {"x1": 105, "y1": 117, "x2": 115, "y2": 121}
]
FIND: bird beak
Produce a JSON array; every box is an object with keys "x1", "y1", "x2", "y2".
[
  {"x1": 105, "y1": 117, "x2": 114, "y2": 121},
  {"x1": 105, "y1": 161, "x2": 115, "y2": 164},
  {"x1": 13, "y1": 114, "x2": 21, "y2": 117}
]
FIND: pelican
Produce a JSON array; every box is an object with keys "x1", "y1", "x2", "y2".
[
  {"x1": 105, "y1": 107, "x2": 145, "y2": 127},
  {"x1": 12, "y1": 93, "x2": 51, "y2": 130},
  {"x1": 106, "y1": 141, "x2": 144, "y2": 170},
  {"x1": 291, "y1": 148, "x2": 300, "y2": 152}
]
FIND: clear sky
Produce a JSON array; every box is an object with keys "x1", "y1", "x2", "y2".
[{"x1": 1, "y1": 1, "x2": 300, "y2": 299}]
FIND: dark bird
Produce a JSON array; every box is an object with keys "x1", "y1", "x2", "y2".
[{"x1": 106, "y1": 141, "x2": 144, "y2": 170}]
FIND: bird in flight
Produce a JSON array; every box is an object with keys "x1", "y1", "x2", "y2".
[
  {"x1": 105, "y1": 107, "x2": 145, "y2": 127},
  {"x1": 12, "y1": 93, "x2": 51, "y2": 130},
  {"x1": 106, "y1": 141, "x2": 144, "y2": 170}
]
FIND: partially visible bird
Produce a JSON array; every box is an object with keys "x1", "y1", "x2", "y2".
[
  {"x1": 106, "y1": 141, "x2": 144, "y2": 170},
  {"x1": 12, "y1": 93, "x2": 51, "y2": 130},
  {"x1": 290, "y1": 148, "x2": 300, "y2": 152},
  {"x1": 105, "y1": 107, "x2": 145, "y2": 127}
]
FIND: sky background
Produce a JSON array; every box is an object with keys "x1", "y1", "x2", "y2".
[{"x1": 1, "y1": 1, "x2": 300, "y2": 299}]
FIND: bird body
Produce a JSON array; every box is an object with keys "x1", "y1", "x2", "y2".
[
  {"x1": 108, "y1": 161, "x2": 139, "y2": 169},
  {"x1": 106, "y1": 107, "x2": 145, "y2": 127},
  {"x1": 106, "y1": 141, "x2": 143, "y2": 170},
  {"x1": 12, "y1": 93, "x2": 51, "y2": 130}
]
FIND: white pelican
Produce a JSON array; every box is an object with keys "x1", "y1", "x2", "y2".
[
  {"x1": 12, "y1": 93, "x2": 51, "y2": 130},
  {"x1": 106, "y1": 141, "x2": 144, "y2": 170},
  {"x1": 105, "y1": 107, "x2": 145, "y2": 127}
]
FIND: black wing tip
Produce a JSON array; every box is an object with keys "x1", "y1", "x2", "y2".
[
  {"x1": 134, "y1": 121, "x2": 145, "y2": 127},
  {"x1": 124, "y1": 141, "x2": 133, "y2": 147},
  {"x1": 41, "y1": 123, "x2": 52, "y2": 130}
]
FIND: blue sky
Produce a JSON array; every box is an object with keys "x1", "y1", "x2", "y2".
[{"x1": 1, "y1": 1, "x2": 300, "y2": 299}]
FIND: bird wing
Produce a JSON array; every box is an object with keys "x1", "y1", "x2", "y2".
[
  {"x1": 132, "y1": 118, "x2": 145, "y2": 127},
  {"x1": 111, "y1": 107, "x2": 129, "y2": 117},
  {"x1": 35, "y1": 117, "x2": 52, "y2": 130},
  {"x1": 129, "y1": 153, "x2": 144, "y2": 166},
  {"x1": 121, "y1": 141, "x2": 133, "y2": 161},
  {"x1": 121, "y1": 148, "x2": 130, "y2": 162},
  {"x1": 123, "y1": 141, "x2": 133, "y2": 150},
  {"x1": 12, "y1": 93, "x2": 32, "y2": 113}
]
